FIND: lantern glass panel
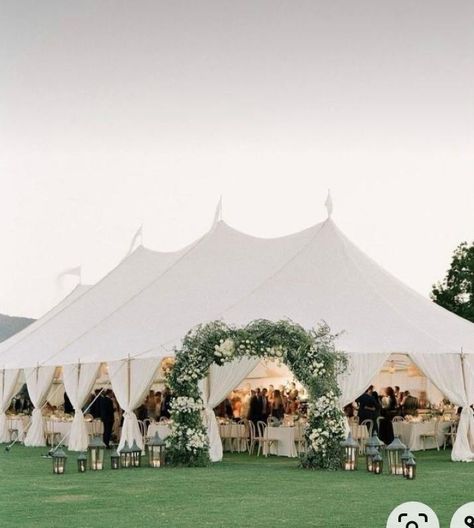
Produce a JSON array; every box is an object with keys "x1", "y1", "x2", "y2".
[
  {"x1": 77, "y1": 453, "x2": 87, "y2": 473},
  {"x1": 373, "y1": 454, "x2": 383, "y2": 475},
  {"x1": 52, "y1": 449, "x2": 67, "y2": 475}
]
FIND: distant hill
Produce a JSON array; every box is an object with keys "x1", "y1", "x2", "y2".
[{"x1": 0, "y1": 313, "x2": 35, "y2": 343}]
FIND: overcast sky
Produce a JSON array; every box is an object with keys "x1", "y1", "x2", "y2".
[{"x1": 1, "y1": 0, "x2": 473, "y2": 318}]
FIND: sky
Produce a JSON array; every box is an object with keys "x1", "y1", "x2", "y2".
[{"x1": 1, "y1": 0, "x2": 473, "y2": 318}]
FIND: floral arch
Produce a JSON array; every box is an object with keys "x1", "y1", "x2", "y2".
[{"x1": 166, "y1": 319, "x2": 348, "y2": 470}]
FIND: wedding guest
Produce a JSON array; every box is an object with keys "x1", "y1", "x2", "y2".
[
  {"x1": 418, "y1": 391, "x2": 430, "y2": 409},
  {"x1": 394, "y1": 386, "x2": 402, "y2": 406},
  {"x1": 261, "y1": 388, "x2": 269, "y2": 422},
  {"x1": 344, "y1": 403, "x2": 355, "y2": 419},
  {"x1": 160, "y1": 387, "x2": 172, "y2": 419},
  {"x1": 268, "y1": 384, "x2": 275, "y2": 405},
  {"x1": 248, "y1": 390, "x2": 260, "y2": 429},
  {"x1": 356, "y1": 386, "x2": 377, "y2": 426},
  {"x1": 241, "y1": 386, "x2": 251, "y2": 419},
  {"x1": 100, "y1": 389, "x2": 115, "y2": 448},
  {"x1": 231, "y1": 395, "x2": 242, "y2": 419},
  {"x1": 270, "y1": 389, "x2": 285, "y2": 420},
  {"x1": 401, "y1": 390, "x2": 418, "y2": 416},
  {"x1": 145, "y1": 390, "x2": 156, "y2": 420},
  {"x1": 379, "y1": 387, "x2": 396, "y2": 444},
  {"x1": 155, "y1": 391, "x2": 162, "y2": 420},
  {"x1": 89, "y1": 389, "x2": 102, "y2": 419},
  {"x1": 380, "y1": 387, "x2": 396, "y2": 417}
]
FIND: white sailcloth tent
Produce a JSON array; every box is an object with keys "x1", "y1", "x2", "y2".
[{"x1": 1, "y1": 212, "x2": 474, "y2": 461}]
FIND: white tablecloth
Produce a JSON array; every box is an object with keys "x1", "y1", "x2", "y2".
[
  {"x1": 6, "y1": 416, "x2": 30, "y2": 441},
  {"x1": 147, "y1": 422, "x2": 171, "y2": 440},
  {"x1": 45, "y1": 419, "x2": 104, "y2": 445},
  {"x1": 393, "y1": 420, "x2": 452, "y2": 451},
  {"x1": 264, "y1": 426, "x2": 299, "y2": 458},
  {"x1": 219, "y1": 423, "x2": 247, "y2": 452}
]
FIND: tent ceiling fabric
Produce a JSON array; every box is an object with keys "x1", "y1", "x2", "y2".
[{"x1": 1, "y1": 218, "x2": 474, "y2": 370}]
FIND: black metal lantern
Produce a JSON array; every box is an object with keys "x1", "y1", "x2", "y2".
[
  {"x1": 88, "y1": 435, "x2": 106, "y2": 471},
  {"x1": 401, "y1": 448, "x2": 413, "y2": 477},
  {"x1": 52, "y1": 448, "x2": 67, "y2": 474},
  {"x1": 405, "y1": 456, "x2": 416, "y2": 480},
  {"x1": 341, "y1": 433, "x2": 359, "y2": 471},
  {"x1": 120, "y1": 441, "x2": 132, "y2": 468},
  {"x1": 130, "y1": 439, "x2": 142, "y2": 468},
  {"x1": 365, "y1": 446, "x2": 378, "y2": 472},
  {"x1": 147, "y1": 432, "x2": 166, "y2": 468},
  {"x1": 77, "y1": 452, "x2": 87, "y2": 473},
  {"x1": 111, "y1": 449, "x2": 120, "y2": 470},
  {"x1": 372, "y1": 451, "x2": 383, "y2": 475},
  {"x1": 386, "y1": 436, "x2": 407, "y2": 475}
]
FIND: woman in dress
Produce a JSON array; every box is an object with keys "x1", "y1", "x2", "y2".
[{"x1": 270, "y1": 389, "x2": 285, "y2": 420}]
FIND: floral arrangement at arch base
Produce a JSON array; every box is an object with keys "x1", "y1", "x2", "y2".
[{"x1": 166, "y1": 319, "x2": 348, "y2": 470}]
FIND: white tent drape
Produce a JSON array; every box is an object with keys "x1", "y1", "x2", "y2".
[
  {"x1": 63, "y1": 362, "x2": 100, "y2": 451},
  {"x1": 412, "y1": 353, "x2": 474, "y2": 462},
  {"x1": 109, "y1": 357, "x2": 161, "y2": 452},
  {"x1": 24, "y1": 366, "x2": 56, "y2": 447},
  {"x1": 0, "y1": 369, "x2": 20, "y2": 442},
  {"x1": 200, "y1": 357, "x2": 260, "y2": 462},
  {"x1": 338, "y1": 353, "x2": 391, "y2": 406}
]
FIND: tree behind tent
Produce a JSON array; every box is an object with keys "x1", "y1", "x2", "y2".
[{"x1": 431, "y1": 241, "x2": 474, "y2": 323}]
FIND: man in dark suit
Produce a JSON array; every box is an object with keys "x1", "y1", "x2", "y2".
[
  {"x1": 248, "y1": 390, "x2": 261, "y2": 431},
  {"x1": 356, "y1": 386, "x2": 377, "y2": 428},
  {"x1": 260, "y1": 388, "x2": 269, "y2": 422},
  {"x1": 89, "y1": 389, "x2": 102, "y2": 419},
  {"x1": 100, "y1": 389, "x2": 115, "y2": 448}
]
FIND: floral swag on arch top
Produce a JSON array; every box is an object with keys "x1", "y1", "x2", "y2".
[{"x1": 166, "y1": 319, "x2": 348, "y2": 470}]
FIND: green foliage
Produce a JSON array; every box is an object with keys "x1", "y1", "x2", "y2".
[
  {"x1": 432, "y1": 241, "x2": 474, "y2": 323},
  {"x1": 166, "y1": 319, "x2": 347, "y2": 470}
]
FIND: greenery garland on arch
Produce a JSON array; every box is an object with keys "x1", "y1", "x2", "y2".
[{"x1": 166, "y1": 319, "x2": 348, "y2": 470}]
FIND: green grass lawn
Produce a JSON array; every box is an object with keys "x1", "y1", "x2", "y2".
[{"x1": 0, "y1": 446, "x2": 473, "y2": 527}]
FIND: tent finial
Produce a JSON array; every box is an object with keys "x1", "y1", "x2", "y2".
[
  {"x1": 212, "y1": 195, "x2": 223, "y2": 227},
  {"x1": 325, "y1": 190, "x2": 333, "y2": 218}
]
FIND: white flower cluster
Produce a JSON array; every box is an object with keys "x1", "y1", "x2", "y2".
[
  {"x1": 214, "y1": 338, "x2": 235, "y2": 359},
  {"x1": 308, "y1": 391, "x2": 339, "y2": 418},
  {"x1": 185, "y1": 429, "x2": 208, "y2": 452},
  {"x1": 309, "y1": 359, "x2": 326, "y2": 377},
  {"x1": 177, "y1": 360, "x2": 203, "y2": 383},
  {"x1": 237, "y1": 339, "x2": 257, "y2": 354},
  {"x1": 268, "y1": 344, "x2": 285, "y2": 358},
  {"x1": 170, "y1": 396, "x2": 204, "y2": 413}
]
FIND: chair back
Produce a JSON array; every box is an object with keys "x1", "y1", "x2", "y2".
[
  {"x1": 248, "y1": 419, "x2": 256, "y2": 441},
  {"x1": 360, "y1": 419, "x2": 374, "y2": 437},
  {"x1": 137, "y1": 420, "x2": 147, "y2": 441},
  {"x1": 392, "y1": 416, "x2": 404, "y2": 422},
  {"x1": 257, "y1": 421, "x2": 267, "y2": 439}
]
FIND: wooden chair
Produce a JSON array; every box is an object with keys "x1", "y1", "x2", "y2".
[
  {"x1": 6, "y1": 418, "x2": 19, "y2": 442},
  {"x1": 137, "y1": 420, "x2": 147, "y2": 444},
  {"x1": 443, "y1": 421, "x2": 458, "y2": 450},
  {"x1": 247, "y1": 420, "x2": 256, "y2": 455},
  {"x1": 256, "y1": 421, "x2": 275, "y2": 457},
  {"x1": 294, "y1": 422, "x2": 306, "y2": 454},
  {"x1": 420, "y1": 418, "x2": 440, "y2": 451},
  {"x1": 44, "y1": 420, "x2": 61, "y2": 448}
]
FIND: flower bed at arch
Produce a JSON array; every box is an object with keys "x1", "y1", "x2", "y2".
[{"x1": 166, "y1": 319, "x2": 348, "y2": 470}]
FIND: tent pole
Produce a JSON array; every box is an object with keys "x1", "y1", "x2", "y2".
[{"x1": 127, "y1": 355, "x2": 131, "y2": 408}]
